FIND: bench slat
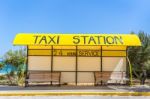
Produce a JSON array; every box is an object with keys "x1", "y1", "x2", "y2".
[
  {"x1": 25, "y1": 71, "x2": 61, "y2": 87},
  {"x1": 94, "y1": 71, "x2": 129, "y2": 85}
]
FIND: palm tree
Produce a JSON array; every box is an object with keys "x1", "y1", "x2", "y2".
[{"x1": 128, "y1": 31, "x2": 150, "y2": 85}]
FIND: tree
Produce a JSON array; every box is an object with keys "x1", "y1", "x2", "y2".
[
  {"x1": 0, "y1": 62, "x2": 4, "y2": 70},
  {"x1": 128, "y1": 31, "x2": 150, "y2": 85},
  {"x1": 2, "y1": 47, "x2": 27, "y2": 85}
]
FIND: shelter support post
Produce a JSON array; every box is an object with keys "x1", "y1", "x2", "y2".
[
  {"x1": 127, "y1": 57, "x2": 133, "y2": 86},
  {"x1": 25, "y1": 46, "x2": 28, "y2": 87}
]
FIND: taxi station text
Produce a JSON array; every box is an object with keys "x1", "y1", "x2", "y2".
[{"x1": 33, "y1": 35, "x2": 123, "y2": 45}]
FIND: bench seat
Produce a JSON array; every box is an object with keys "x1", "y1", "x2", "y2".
[
  {"x1": 25, "y1": 71, "x2": 61, "y2": 87},
  {"x1": 94, "y1": 71, "x2": 129, "y2": 85}
]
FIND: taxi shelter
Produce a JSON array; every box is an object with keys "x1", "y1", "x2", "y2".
[{"x1": 13, "y1": 33, "x2": 141, "y2": 86}]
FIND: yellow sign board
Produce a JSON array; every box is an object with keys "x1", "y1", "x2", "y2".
[
  {"x1": 13, "y1": 33, "x2": 141, "y2": 46},
  {"x1": 28, "y1": 49, "x2": 126, "y2": 57}
]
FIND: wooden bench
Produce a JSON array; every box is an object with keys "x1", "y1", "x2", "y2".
[
  {"x1": 94, "y1": 71, "x2": 111, "y2": 86},
  {"x1": 25, "y1": 71, "x2": 61, "y2": 87},
  {"x1": 94, "y1": 71, "x2": 129, "y2": 86}
]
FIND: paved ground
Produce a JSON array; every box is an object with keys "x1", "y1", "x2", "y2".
[
  {"x1": 0, "y1": 85, "x2": 149, "y2": 92},
  {"x1": 0, "y1": 85, "x2": 149, "y2": 99}
]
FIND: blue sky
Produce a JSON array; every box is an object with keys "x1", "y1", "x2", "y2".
[{"x1": 0, "y1": 0, "x2": 150, "y2": 56}]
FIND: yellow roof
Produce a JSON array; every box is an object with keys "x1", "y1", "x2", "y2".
[{"x1": 13, "y1": 33, "x2": 141, "y2": 46}]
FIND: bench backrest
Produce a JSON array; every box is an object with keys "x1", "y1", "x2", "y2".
[
  {"x1": 28, "y1": 71, "x2": 61, "y2": 80},
  {"x1": 94, "y1": 71, "x2": 111, "y2": 80},
  {"x1": 94, "y1": 71, "x2": 126, "y2": 80}
]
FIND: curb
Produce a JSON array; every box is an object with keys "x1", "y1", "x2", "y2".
[{"x1": 0, "y1": 92, "x2": 150, "y2": 96}]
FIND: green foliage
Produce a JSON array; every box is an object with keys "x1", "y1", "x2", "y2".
[
  {"x1": 2, "y1": 47, "x2": 27, "y2": 85},
  {"x1": 128, "y1": 31, "x2": 150, "y2": 84},
  {"x1": 0, "y1": 76, "x2": 5, "y2": 80},
  {"x1": 3, "y1": 48, "x2": 26, "y2": 67},
  {"x1": 0, "y1": 62, "x2": 5, "y2": 70}
]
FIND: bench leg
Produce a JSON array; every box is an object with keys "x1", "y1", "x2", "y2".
[
  {"x1": 95, "y1": 81, "x2": 102, "y2": 86},
  {"x1": 50, "y1": 81, "x2": 61, "y2": 86},
  {"x1": 50, "y1": 81, "x2": 53, "y2": 86},
  {"x1": 59, "y1": 78, "x2": 61, "y2": 86},
  {"x1": 25, "y1": 81, "x2": 28, "y2": 87},
  {"x1": 58, "y1": 83, "x2": 61, "y2": 86},
  {"x1": 95, "y1": 81, "x2": 100, "y2": 86},
  {"x1": 58, "y1": 81, "x2": 61, "y2": 86}
]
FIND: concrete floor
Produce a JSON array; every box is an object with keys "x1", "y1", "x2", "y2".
[
  {"x1": 0, "y1": 85, "x2": 149, "y2": 92},
  {"x1": 0, "y1": 85, "x2": 149, "y2": 99},
  {"x1": 0, "y1": 85, "x2": 150, "y2": 99}
]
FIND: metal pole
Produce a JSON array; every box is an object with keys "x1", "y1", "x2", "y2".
[{"x1": 127, "y1": 56, "x2": 133, "y2": 86}]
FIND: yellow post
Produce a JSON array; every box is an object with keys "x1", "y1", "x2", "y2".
[{"x1": 127, "y1": 57, "x2": 133, "y2": 86}]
